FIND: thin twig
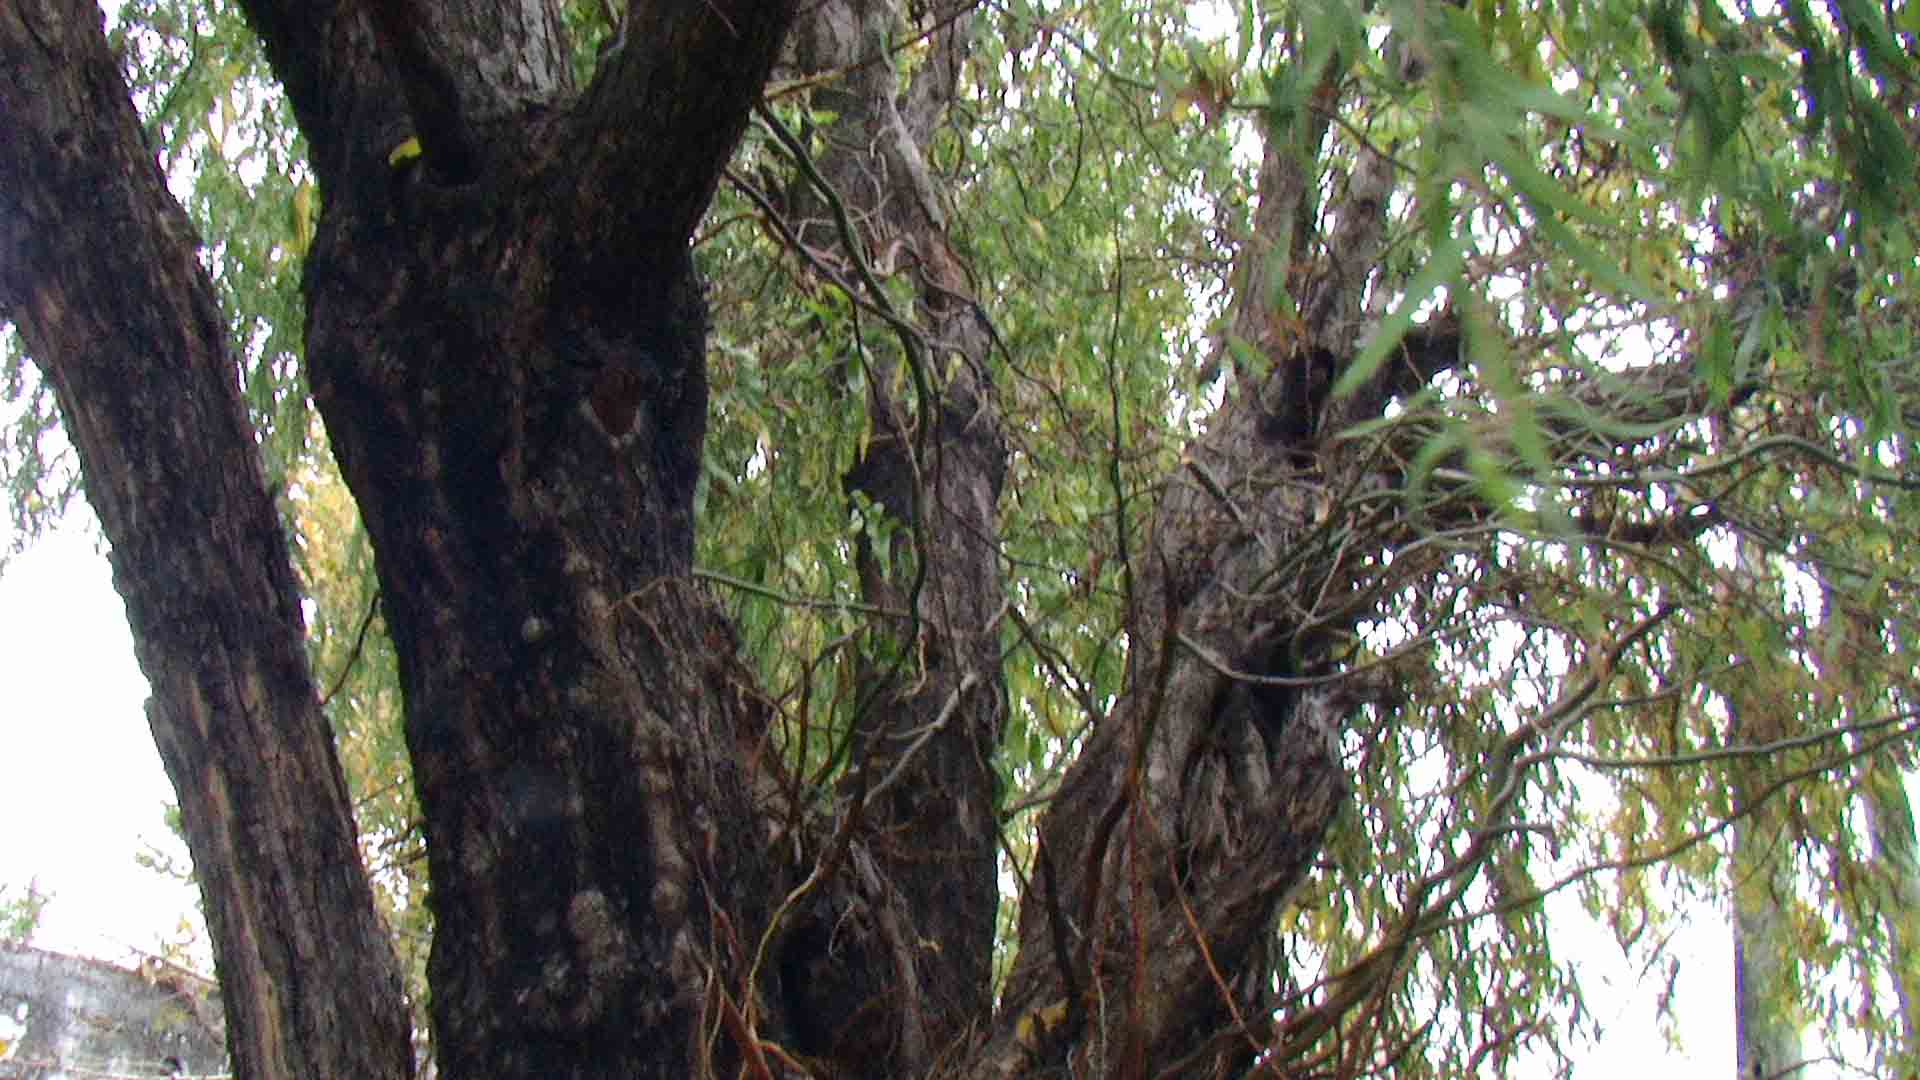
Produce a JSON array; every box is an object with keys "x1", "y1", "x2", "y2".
[{"x1": 318, "y1": 589, "x2": 381, "y2": 708}]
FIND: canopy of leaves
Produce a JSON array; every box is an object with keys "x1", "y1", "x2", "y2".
[{"x1": 6, "y1": 0, "x2": 1920, "y2": 1075}]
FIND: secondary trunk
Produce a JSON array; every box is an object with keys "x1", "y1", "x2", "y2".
[
  {"x1": 763, "y1": 5, "x2": 1009, "y2": 1073},
  {"x1": 1725, "y1": 539, "x2": 1805, "y2": 1080},
  {"x1": 0, "y1": 3, "x2": 413, "y2": 1076}
]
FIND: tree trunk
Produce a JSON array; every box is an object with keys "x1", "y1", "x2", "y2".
[
  {"x1": 1731, "y1": 808, "x2": 1805, "y2": 1080},
  {"x1": 0, "y1": 3, "x2": 413, "y2": 1077},
  {"x1": 285, "y1": 2, "x2": 799, "y2": 1074},
  {"x1": 976, "y1": 115, "x2": 1456, "y2": 1076},
  {"x1": 763, "y1": 6, "x2": 1009, "y2": 1073}
]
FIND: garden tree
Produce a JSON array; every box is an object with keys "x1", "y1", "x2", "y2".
[
  {"x1": 0, "y1": 882, "x2": 49, "y2": 945},
  {"x1": 5, "y1": 1, "x2": 1920, "y2": 1079}
]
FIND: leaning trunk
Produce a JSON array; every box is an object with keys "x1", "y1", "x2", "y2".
[
  {"x1": 979, "y1": 110, "x2": 1438, "y2": 1078},
  {"x1": 0, "y1": 3, "x2": 412, "y2": 1077}
]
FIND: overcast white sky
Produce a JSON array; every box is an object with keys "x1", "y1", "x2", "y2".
[{"x1": 0, "y1": 514, "x2": 204, "y2": 966}]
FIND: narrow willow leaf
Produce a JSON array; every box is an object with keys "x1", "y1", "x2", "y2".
[
  {"x1": 1832, "y1": 0, "x2": 1913, "y2": 83},
  {"x1": 1700, "y1": 317, "x2": 1734, "y2": 408},
  {"x1": 1335, "y1": 228, "x2": 1466, "y2": 397},
  {"x1": 1532, "y1": 211, "x2": 1659, "y2": 305}
]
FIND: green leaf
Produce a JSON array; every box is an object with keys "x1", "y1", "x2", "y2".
[
  {"x1": 1832, "y1": 0, "x2": 1913, "y2": 83},
  {"x1": 1334, "y1": 219, "x2": 1466, "y2": 398},
  {"x1": 1698, "y1": 317, "x2": 1734, "y2": 408}
]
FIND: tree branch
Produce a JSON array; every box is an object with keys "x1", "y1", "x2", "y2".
[
  {"x1": 362, "y1": 0, "x2": 573, "y2": 183},
  {"x1": 572, "y1": 0, "x2": 800, "y2": 247},
  {"x1": 233, "y1": 0, "x2": 408, "y2": 185}
]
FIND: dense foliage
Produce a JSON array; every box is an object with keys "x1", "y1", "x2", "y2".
[{"x1": 6, "y1": 0, "x2": 1920, "y2": 1076}]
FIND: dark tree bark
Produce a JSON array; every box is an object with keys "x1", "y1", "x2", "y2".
[
  {"x1": 0, "y1": 3, "x2": 412, "y2": 1077},
  {"x1": 267, "y1": 1, "x2": 802, "y2": 1075}
]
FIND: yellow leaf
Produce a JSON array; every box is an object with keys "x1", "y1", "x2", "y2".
[
  {"x1": 291, "y1": 182, "x2": 317, "y2": 256},
  {"x1": 1013, "y1": 998, "x2": 1071, "y2": 1046},
  {"x1": 388, "y1": 136, "x2": 423, "y2": 167}
]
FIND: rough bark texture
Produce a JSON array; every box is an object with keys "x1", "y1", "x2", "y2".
[
  {"x1": 975, "y1": 126, "x2": 1438, "y2": 1078},
  {"x1": 284, "y1": 2, "x2": 802, "y2": 1075},
  {"x1": 0, "y1": 3, "x2": 413, "y2": 1077},
  {"x1": 765, "y1": 5, "x2": 1009, "y2": 1073}
]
